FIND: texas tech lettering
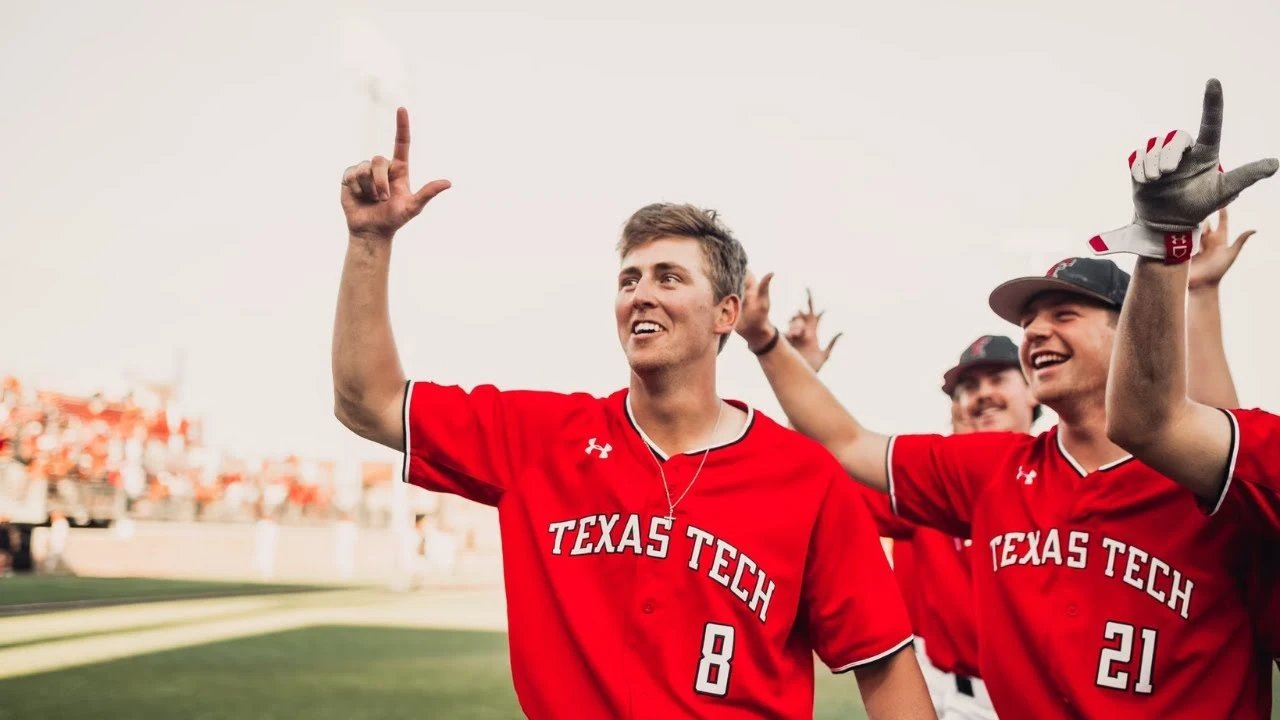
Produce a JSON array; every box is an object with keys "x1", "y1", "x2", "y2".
[
  {"x1": 547, "y1": 513, "x2": 776, "y2": 624},
  {"x1": 988, "y1": 528, "x2": 1194, "y2": 619}
]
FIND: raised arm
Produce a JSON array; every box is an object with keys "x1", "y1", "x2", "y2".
[
  {"x1": 1108, "y1": 255, "x2": 1238, "y2": 500},
  {"x1": 1185, "y1": 209, "x2": 1253, "y2": 408},
  {"x1": 735, "y1": 273, "x2": 891, "y2": 492},
  {"x1": 1101, "y1": 80, "x2": 1276, "y2": 501},
  {"x1": 332, "y1": 108, "x2": 451, "y2": 450}
]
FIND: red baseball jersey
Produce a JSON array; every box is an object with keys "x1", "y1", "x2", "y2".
[
  {"x1": 888, "y1": 427, "x2": 1274, "y2": 719},
  {"x1": 1245, "y1": 544, "x2": 1280, "y2": 658},
  {"x1": 403, "y1": 382, "x2": 912, "y2": 719},
  {"x1": 889, "y1": 539, "x2": 924, "y2": 635},
  {"x1": 1219, "y1": 408, "x2": 1280, "y2": 531},
  {"x1": 909, "y1": 529, "x2": 979, "y2": 678},
  {"x1": 862, "y1": 486, "x2": 980, "y2": 678},
  {"x1": 858, "y1": 488, "x2": 924, "y2": 633}
]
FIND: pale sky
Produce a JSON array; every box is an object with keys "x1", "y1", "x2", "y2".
[{"x1": 2, "y1": 0, "x2": 1278, "y2": 469}]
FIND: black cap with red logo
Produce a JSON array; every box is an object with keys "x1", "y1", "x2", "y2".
[
  {"x1": 988, "y1": 257, "x2": 1131, "y2": 326},
  {"x1": 941, "y1": 335, "x2": 1021, "y2": 397}
]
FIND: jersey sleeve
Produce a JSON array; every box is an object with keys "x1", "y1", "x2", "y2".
[
  {"x1": 1210, "y1": 409, "x2": 1280, "y2": 532},
  {"x1": 857, "y1": 483, "x2": 916, "y2": 540},
  {"x1": 803, "y1": 466, "x2": 914, "y2": 673},
  {"x1": 887, "y1": 432, "x2": 1021, "y2": 538},
  {"x1": 402, "y1": 381, "x2": 573, "y2": 506}
]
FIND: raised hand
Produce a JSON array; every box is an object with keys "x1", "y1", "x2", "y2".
[
  {"x1": 340, "y1": 108, "x2": 452, "y2": 241},
  {"x1": 1188, "y1": 207, "x2": 1257, "y2": 290},
  {"x1": 1127, "y1": 79, "x2": 1277, "y2": 232},
  {"x1": 1089, "y1": 79, "x2": 1276, "y2": 262},
  {"x1": 785, "y1": 289, "x2": 843, "y2": 373},
  {"x1": 735, "y1": 271, "x2": 777, "y2": 351}
]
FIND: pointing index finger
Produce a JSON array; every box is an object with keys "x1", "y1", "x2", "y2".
[
  {"x1": 1196, "y1": 79, "x2": 1224, "y2": 152},
  {"x1": 393, "y1": 107, "x2": 412, "y2": 163}
]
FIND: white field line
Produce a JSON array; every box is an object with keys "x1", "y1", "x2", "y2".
[
  {"x1": 0, "y1": 595, "x2": 288, "y2": 646},
  {"x1": 0, "y1": 589, "x2": 508, "y2": 681}
]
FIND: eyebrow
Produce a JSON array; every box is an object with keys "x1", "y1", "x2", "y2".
[{"x1": 618, "y1": 261, "x2": 692, "y2": 277}]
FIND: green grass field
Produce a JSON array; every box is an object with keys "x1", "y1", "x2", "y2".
[
  {"x1": 0, "y1": 576, "x2": 326, "y2": 610},
  {"x1": 0, "y1": 625, "x2": 870, "y2": 720},
  {"x1": 0, "y1": 577, "x2": 1276, "y2": 719}
]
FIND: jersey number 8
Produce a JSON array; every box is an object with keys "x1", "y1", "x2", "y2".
[{"x1": 695, "y1": 623, "x2": 736, "y2": 697}]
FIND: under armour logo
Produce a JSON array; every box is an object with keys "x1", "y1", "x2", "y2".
[
  {"x1": 1017, "y1": 466, "x2": 1037, "y2": 485},
  {"x1": 1046, "y1": 258, "x2": 1078, "y2": 278},
  {"x1": 585, "y1": 438, "x2": 612, "y2": 459},
  {"x1": 1165, "y1": 233, "x2": 1192, "y2": 264}
]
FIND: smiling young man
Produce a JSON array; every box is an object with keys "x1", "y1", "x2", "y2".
[
  {"x1": 330, "y1": 109, "x2": 932, "y2": 719},
  {"x1": 736, "y1": 203, "x2": 1271, "y2": 716},
  {"x1": 943, "y1": 335, "x2": 1040, "y2": 434}
]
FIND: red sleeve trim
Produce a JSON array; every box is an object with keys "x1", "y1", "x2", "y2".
[{"x1": 830, "y1": 635, "x2": 916, "y2": 674}]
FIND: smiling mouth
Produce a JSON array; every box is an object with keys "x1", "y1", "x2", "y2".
[
  {"x1": 1030, "y1": 351, "x2": 1070, "y2": 371},
  {"x1": 631, "y1": 320, "x2": 666, "y2": 338}
]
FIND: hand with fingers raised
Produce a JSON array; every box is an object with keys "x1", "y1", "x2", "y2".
[
  {"x1": 1188, "y1": 207, "x2": 1257, "y2": 291},
  {"x1": 785, "y1": 289, "x2": 843, "y2": 373},
  {"x1": 735, "y1": 271, "x2": 780, "y2": 354},
  {"x1": 1088, "y1": 79, "x2": 1277, "y2": 264},
  {"x1": 341, "y1": 108, "x2": 452, "y2": 242}
]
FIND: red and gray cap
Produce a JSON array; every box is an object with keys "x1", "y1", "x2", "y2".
[
  {"x1": 988, "y1": 257, "x2": 1131, "y2": 326},
  {"x1": 941, "y1": 335, "x2": 1020, "y2": 397}
]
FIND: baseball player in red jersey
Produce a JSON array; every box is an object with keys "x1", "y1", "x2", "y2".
[
  {"x1": 736, "y1": 216, "x2": 1270, "y2": 714},
  {"x1": 1093, "y1": 80, "x2": 1280, "y2": 535},
  {"x1": 780, "y1": 296, "x2": 964, "y2": 714},
  {"x1": 330, "y1": 109, "x2": 933, "y2": 719},
  {"x1": 792, "y1": 308, "x2": 1030, "y2": 720}
]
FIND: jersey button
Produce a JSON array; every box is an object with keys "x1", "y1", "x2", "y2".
[
  {"x1": 642, "y1": 600, "x2": 655, "y2": 614},
  {"x1": 1066, "y1": 603, "x2": 1078, "y2": 617}
]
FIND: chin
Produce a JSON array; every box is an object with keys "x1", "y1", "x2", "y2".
[
  {"x1": 973, "y1": 415, "x2": 1011, "y2": 432},
  {"x1": 1031, "y1": 381, "x2": 1069, "y2": 409},
  {"x1": 626, "y1": 350, "x2": 673, "y2": 375}
]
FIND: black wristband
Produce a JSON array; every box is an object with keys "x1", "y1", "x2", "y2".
[{"x1": 750, "y1": 326, "x2": 781, "y2": 356}]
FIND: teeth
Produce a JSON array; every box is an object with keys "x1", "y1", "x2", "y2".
[
  {"x1": 634, "y1": 322, "x2": 662, "y2": 334},
  {"x1": 1032, "y1": 353, "x2": 1068, "y2": 369}
]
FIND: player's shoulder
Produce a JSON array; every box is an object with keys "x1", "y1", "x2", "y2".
[
  {"x1": 407, "y1": 379, "x2": 615, "y2": 418},
  {"x1": 1228, "y1": 407, "x2": 1280, "y2": 432},
  {"x1": 896, "y1": 426, "x2": 1040, "y2": 457},
  {"x1": 747, "y1": 407, "x2": 847, "y2": 473}
]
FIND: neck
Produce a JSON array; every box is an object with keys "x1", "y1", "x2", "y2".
[
  {"x1": 1053, "y1": 390, "x2": 1130, "y2": 472},
  {"x1": 628, "y1": 361, "x2": 723, "y2": 456}
]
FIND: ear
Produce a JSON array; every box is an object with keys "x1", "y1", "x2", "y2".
[{"x1": 715, "y1": 293, "x2": 741, "y2": 337}]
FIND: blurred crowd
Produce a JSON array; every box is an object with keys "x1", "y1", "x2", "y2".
[{"x1": 0, "y1": 375, "x2": 404, "y2": 529}]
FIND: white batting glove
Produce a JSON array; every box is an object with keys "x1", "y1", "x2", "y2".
[{"x1": 1088, "y1": 79, "x2": 1278, "y2": 264}]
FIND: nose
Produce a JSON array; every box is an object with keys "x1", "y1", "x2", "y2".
[
  {"x1": 630, "y1": 275, "x2": 658, "y2": 309},
  {"x1": 974, "y1": 376, "x2": 997, "y2": 402},
  {"x1": 1022, "y1": 312, "x2": 1051, "y2": 352}
]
